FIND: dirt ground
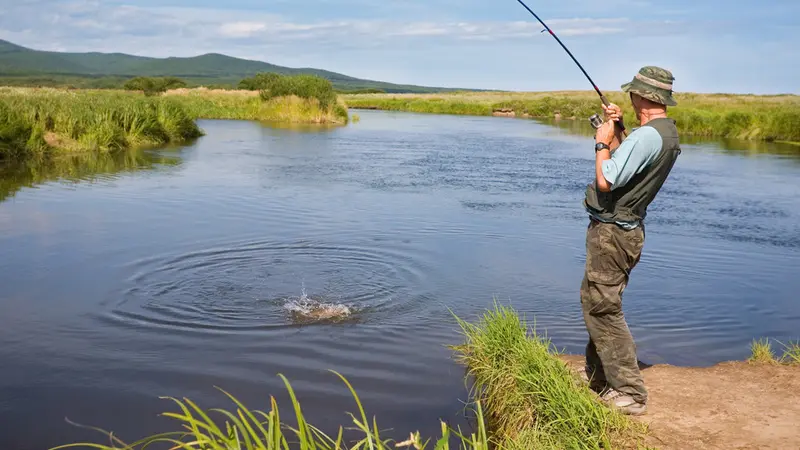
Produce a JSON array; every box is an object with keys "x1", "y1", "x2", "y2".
[{"x1": 561, "y1": 355, "x2": 800, "y2": 450}]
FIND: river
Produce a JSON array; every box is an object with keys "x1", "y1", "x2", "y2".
[{"x1": 1, "y1": 110, "x2": 799, "y2": 449}]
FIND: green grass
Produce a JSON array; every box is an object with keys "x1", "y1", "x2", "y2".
[
  {"x1": 165, "y1": 88, "x2": 349, "y2": 124},
  {"x1": 450, "y1": 302, "x2": 646, "y2": 450},
  {"x1": 749, "y1": 338, "x2": 800, "y2": 365},
  {"x1": 344, "y1": 91, "x2": 800, "y2": 143},
  {"x1": 0, "y1": 86, "x2": 349, "y2": 159},
  {"x1": 51, "y1": 371, "x2": 492, "y2": 450},
  {"x1": 781, "y1": 341, "x2": 800, "y2": 364},
  {"x1": 749, "y1": 338, "x2": 778, "y2": 364},
  {"x1": 0, "y1": 87, "x2": 203, "y2": 159}
]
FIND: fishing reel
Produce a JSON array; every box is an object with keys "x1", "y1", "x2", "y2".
[
  {"x1": 590, "y1": 112, "x2": 629, "y2": 138},
  {"x1": 589, "y1": 113, "x2": 604, "y2": 130}
]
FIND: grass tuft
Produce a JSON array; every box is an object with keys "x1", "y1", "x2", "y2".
[
  {"x1": 50, "y1": 371, "x2": 492, "y2": 450},
  {"x1": 749, "y1": 338, "x2": 778, "y2": 364},
  {"x1": 748, "y1": 338, "x2": 800, "y2": 365},
  {"x1": 450, "y1": 301, "x2": 646, "y2": 450},
  {"x1": 779, "y1": 341, "x2": 800, "y2": 365}
]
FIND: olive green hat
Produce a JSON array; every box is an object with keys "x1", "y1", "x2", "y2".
[{"x1": 621, "y1": 66, "x2": 677, "y2": 106}]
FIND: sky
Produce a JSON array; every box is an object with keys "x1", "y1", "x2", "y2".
[{"x1": 1, "y1": 0, "x2": 799, "y2": 94}]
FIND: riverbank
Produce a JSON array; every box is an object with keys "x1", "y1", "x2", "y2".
[
  {"x1": 0, "y1": 87, "x2": 203, "y2": 159},
  {"x1": 559, "y1": 355, "x2": 800, "y2": 449},
  {"x1": 0, "y1": 87, "x2": 349, "y2": 159},
  {"x1": 344, "y1": 91, "x2": 800, "y2": 143},
  {"x1": 164, "y1": 87, "x2": 350, "y2": 124},
  {"x1": 52, "y1": 304, "x2": 799, "y2": 449}
]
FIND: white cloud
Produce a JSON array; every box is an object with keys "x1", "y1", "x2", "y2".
[
  {"x1": 0, "y1": 2, "x2": 634, "y2": 53},
  {"x1": 219, "y1": 22, "x2": 267, "y2": 38}
]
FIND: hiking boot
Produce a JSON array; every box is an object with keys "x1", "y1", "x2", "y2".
[
  {"x1": 581, "y1": 365, "x2": 608, "y2": 394},
  {"x1": 600, "y1": 388, "x2": 647, "y2": 416}
]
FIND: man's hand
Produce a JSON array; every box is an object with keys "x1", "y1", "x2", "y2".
[
  {"x1": 599, "y1": 102, "x2": 624, "y2": 150},
  {"x1": 603, "y1": 103, "x2": 622, "y2": 122},
  {"x1": 595, "y1": 119, "x2": 616, "y2": 147}
]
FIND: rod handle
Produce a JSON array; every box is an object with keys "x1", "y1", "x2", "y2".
[{"x1": 599, "y1": 95, "x2": 627, "y2": 136}]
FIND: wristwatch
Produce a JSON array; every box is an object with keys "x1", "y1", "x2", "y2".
[{"x1": 595, "y1": 142, "x2": 610, "y2": 153}]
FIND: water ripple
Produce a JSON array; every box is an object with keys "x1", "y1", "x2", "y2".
[{"x1": 98, "y1": 238, "x2": 434, "y2": 334}]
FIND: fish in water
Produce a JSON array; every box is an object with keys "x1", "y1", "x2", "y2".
[{"x1": 284, "y1": 292, "x2": 353, "y2": 323}]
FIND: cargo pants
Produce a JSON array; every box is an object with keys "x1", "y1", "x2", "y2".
[{"x1": 580, "y1": 218, "x2": 647, "y2": 404}]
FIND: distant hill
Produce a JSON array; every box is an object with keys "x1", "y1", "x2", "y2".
[{"x1": 0, "y1": 39, "x2": 466, "y2": 93}]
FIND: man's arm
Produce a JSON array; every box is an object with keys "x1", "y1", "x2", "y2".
[
  {"x1": 594, "y1": 103, "x2": 626, "y2": 192},
  {"x1": 594, "y1": 119, "x2": 617, "y2": 192},
  {"x1": 594, "y1": 123, "x2": 663, "y2": 192}
]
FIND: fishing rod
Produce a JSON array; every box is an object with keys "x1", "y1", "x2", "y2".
[{"x1": 513, "y1": 0, "x2": 627, "y2": 134}]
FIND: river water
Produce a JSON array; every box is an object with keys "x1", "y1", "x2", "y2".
[{"x1": 1, "y1": 110, "x2": 799, "y2": 449}]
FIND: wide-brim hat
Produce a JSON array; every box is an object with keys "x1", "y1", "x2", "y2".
[{"x1": 621, "y1": 66, "x2": 677, "y2": 106}]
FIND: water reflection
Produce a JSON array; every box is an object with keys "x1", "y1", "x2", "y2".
[{"x1": 0, "y1": 148, "x2": 183, "y2": 202}]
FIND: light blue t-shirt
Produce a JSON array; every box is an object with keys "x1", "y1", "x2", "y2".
[{"x1": 588, "y1": 125, "x2": 664, "y2": 229}]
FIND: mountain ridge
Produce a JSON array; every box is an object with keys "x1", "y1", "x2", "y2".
[{"x1": 0, "y1": 39, "x2": 467, "y2": 93}]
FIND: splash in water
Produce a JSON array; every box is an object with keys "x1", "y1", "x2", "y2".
[{"x1": 283, "y1": 287, "x2": 354, "y2": 324}]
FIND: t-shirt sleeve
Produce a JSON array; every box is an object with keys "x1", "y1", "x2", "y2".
[{"x1": 601, "y1": 126, "x2": 663, "y2": 189}]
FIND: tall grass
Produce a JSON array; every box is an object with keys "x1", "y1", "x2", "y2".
[
  {"x1": 450, "y1": 302, "x2": 646, "y2": 450},
  {"x1": 257, "y1": 74, "x2": 338, "y2": 111},
  {"x1": 235, "y1": 73, "x2": 349, "y2": 122},
  {"x1": 0, "y1": 88, "x2": 202, "y2": 159},
  {"x1": 782, "y1": 341, "x2": 800, "y2": 365},
  {"x1": 0, "y1": 85, "x2": 350, "y2": 159},
  {"x1": 344, "y1": 91, "x2": 800, "y2": 143},
  {"x1": 51, "y1": 371, "x2": 491, "y2": 450},
  {"x1": 749, "y1": 338, "x2": 778, "y2": 364},
  {"x1": 165, "y1": 88, "x2": 349, "y2": 124},
  {"x1": 750, "y1": 338, "x2": 800, "y2": 365}
]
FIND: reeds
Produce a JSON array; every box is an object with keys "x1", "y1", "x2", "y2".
[
  {"x1": 50, "y1": 371, "x2": 491, "y2": 450},
  {"x1": 167, "y1": 88, "x2": 349, "y2": 124},
  {"x1": 450, "y1": 302, "x2": 646, "y2": 450},
  {"x1": 0, "y1": 85, "x2": 350, "y2": 159},
  {"x1": 344, "y1": 91, "x2": 800, "y2": 143},
  {"x1": 236, "y1": 73, "x2": 349, "y2": 122},
  {"x1": 783, "y1": 342, "x2": 800, "y2": 365},
  {"x1": 0, "y1": 88, "x2": 203, "y2": 159},
  {"x1": 750, "y1": 338, "x2": 800, "y2": 365}
]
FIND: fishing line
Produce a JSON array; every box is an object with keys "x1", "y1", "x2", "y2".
[{"x1": 513, "y1": 0, "x2": 627, "y2": 133}]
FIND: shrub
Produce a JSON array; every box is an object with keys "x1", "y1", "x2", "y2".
[
  {"x1": 252, "y1": 73, "x2": 338, "y2": 110},
  {"x1": 123, "y1": 77, "x2": 187, "y2": 96},
  {"x1": 238, "y1": 72, "x2": 283, "y2": 91}
]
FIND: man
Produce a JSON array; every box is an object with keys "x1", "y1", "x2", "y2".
[{"x1": 580, "y1": 66, "x2": 681, "y2": 416}]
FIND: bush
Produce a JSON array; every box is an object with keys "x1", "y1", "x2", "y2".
[
  {"x1": 243, "y1": 73, "x2": 338, "y2": 110},
  {"x1": 238, "y1": 72, "x2": 283, "y2": 91},
  {"x1": 123, "y1": 77, "x2": 187, "y2": 96}
]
